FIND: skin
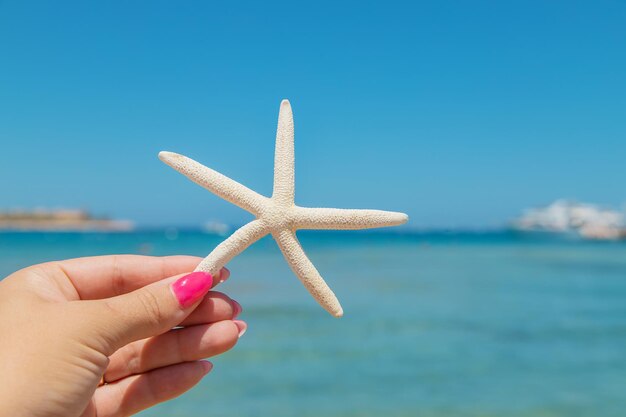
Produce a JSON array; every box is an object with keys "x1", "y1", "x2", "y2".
[{"x1": 0, "y1": 255, "x2": 246, "y2": 417}]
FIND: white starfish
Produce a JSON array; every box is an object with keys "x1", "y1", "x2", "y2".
[{"x1": 159, "y1": 100, "x2": 408, "y2": 317}]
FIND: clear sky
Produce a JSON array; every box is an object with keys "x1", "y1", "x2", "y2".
[{"x1": 1, "y1": 1, "x2": 624, "y2": 228}]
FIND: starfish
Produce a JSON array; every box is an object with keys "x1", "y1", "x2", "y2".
[{"x1": 159, "y1": 100, "x2": 408, "y2": 317}]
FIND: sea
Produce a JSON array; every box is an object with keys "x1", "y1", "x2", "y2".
[{"x1": 1, "y1": 230, "x2": 625, "y2": 417}]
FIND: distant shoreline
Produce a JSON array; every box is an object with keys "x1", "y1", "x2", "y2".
[
  {"x1": 0, "y1": 209, "x2": 134, "y2": 232},
  {"x1": 0, "y1": 221, "x2": 134, "y2": 232}
]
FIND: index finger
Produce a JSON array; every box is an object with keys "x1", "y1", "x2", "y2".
[{"x1": 46, "y1": 255, "x2": 227, "y2": 300}]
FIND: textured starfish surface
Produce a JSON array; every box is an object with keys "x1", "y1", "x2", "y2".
[{"x1": 159, "y1": 100, "x2": 408, "y2": 317}]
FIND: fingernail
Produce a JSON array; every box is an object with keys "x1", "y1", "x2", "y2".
[
  {"x1": 232, "y1": 300, "x2": 243, "y2": 319},
  {"x1": 200, "y1": 360, "x2": 213, "y2": 375},
  {"x1": 171, "y1": 272, "x2": 213, "y2": 308},
  {"x1": 234, "y1": 320, "x2": 247, "y2": 338},
  {"x1": 217, "y1": 267, "x2": 230, "y2": 284}
]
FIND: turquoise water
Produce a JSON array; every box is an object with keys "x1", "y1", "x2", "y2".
[{"x1": 1, "y1": 231, "x2": 626, "y2": 417}]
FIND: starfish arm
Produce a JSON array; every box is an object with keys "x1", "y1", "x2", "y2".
[
  {"x1": 294, "y1": 207, "x2": 409, "y2": 230},
  {"x1": 271, "y1": 100, "x2": 295, "y2": 205},
  {"x1": 195, "y1": 219, "x2": 270, "y2": 275},
  {"x1": 272, "y1": 229, "x2": 343, "y2": 317},
  {"x1": 159, "y1": 151, "x2": 269, "y2": 216}
]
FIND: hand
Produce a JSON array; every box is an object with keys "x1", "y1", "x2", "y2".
[{"x1": 0, "y1": 255, "x2": 245, "y2": 417}]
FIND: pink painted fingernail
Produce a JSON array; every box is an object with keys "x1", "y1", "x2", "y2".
[
  {"x1": 232, "y1": 300, "x2": 243, "y2": 319},
  {"x1": 234, "y1": 320, "x2": 247, "y2": 338},
  {"x1": 171, "y1": 272, "x2": 213, "y2": 308}
]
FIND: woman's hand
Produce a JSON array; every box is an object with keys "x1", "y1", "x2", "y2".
[{"x1": 0, "y1": 255, "x2": 245, "y2": 417}]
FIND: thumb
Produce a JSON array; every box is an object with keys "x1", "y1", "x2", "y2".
[{"x1": 92, "y1": 271, "x2": 213, "y2": 354}]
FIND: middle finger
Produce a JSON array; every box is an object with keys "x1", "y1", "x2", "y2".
[
  {"x1": 179, "y1": 290, "x2": 241, "y2": 327},
  {"x1": 104, "y1": 319, "x2": 245, "y2": 383}
]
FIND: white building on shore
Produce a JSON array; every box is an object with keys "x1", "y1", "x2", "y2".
[{"x1": 512, "y1": 200, "x2": 625, "y2": 240}]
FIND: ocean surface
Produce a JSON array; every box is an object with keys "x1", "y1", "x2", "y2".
[{"x1": 1, "y1": 230, "x2": 626, "y2": 417}]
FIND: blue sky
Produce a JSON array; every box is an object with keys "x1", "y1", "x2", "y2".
[{"x1": 0, "y1": 0, "x2": 625, "y2": 228}]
